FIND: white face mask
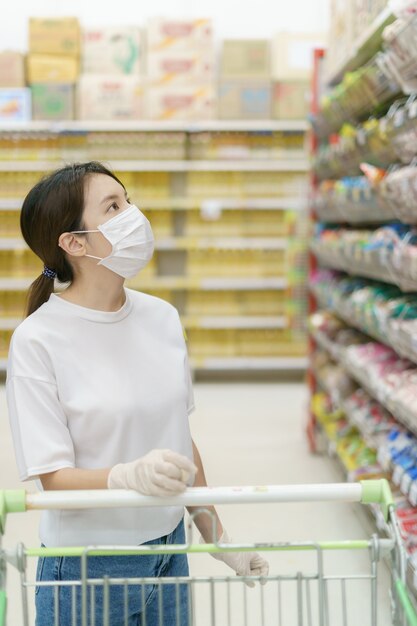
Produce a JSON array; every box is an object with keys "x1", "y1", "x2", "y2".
[{"x1": 71, "y1": 204, "x2": 155, "y2": 279}]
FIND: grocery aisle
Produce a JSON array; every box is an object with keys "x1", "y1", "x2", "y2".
[{"x1": 0, "y1": 381, "x2": 392, "y2": 625}]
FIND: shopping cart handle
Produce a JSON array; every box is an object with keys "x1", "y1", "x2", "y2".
[
  {"x1": 0, "y1": 480, "x2": 394, "y2": 532},
  {"x1": 360, "y1": 479, "x2": 394, "y2": 522}
]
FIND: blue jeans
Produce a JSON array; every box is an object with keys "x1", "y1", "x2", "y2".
[{"x1": 35, "y1": 519, "x2": 190, "y2": 626}]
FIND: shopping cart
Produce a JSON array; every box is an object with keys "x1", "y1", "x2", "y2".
[{"x1": 0, "y1": 479, "x2": 416, "y2": 626}]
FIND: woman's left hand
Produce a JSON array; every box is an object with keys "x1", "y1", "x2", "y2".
[{"x1": 201, "y1": 529, "x2": 269, "y2": 587}]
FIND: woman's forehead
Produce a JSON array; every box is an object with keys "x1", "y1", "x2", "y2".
[{"x1": 84, "y1": 174, "x2": 125, "y2": 206}]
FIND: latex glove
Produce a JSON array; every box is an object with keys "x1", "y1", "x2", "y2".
[
  {"x1": 202, "y1": 529, "x2": 269, "y2": 587},
  {"x1": 107, "y1": 449, "x2": 197, "y2": 496}
]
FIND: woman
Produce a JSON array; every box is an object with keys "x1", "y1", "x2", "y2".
[{"x1": 6, "y1": 162, "x2": 269, "y2": 626}]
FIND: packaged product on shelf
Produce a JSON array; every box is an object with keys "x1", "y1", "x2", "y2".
[
  {"x1": 147, "y1": 18, "x2": 213, "y2": 53},
  {"x1": 89, "y1": 132, "x2": 187, "y2": 160},
  {"x1": 29, "y1": 17, "x2": 81, "y2": 56},
  {"x1": 271, "y1": 32, "x2": 326, "y2": 81},
  {"x1": 0, "y1": 291, "x2": 27, "y2": 318},
  {"x1": 0, "y1": 89, "x2": 31, "y2": 122},
  {"x1": 82, "y1": 27, "x2": 144, "y2": 75},
  {"x1": 77, "y1": 75, "x2": 146, "y2": 120},
  {"x1": 145, "y1": 84, "x2": 215, "y2": 120},
  {"x1": 324, "y1": 0, "x2": 356, "y2": 80},
  {"x1": 272, "y1": 81, "x2": 310, "y2": 120},
  {"x1": 27, "y1": 55, "x2": 79, "y2": 84},
  {"x1": 147, "y1": 50, "x2": 214, "y2": 86},
  {"x1": 218, "y1": 80, "x2": 271, "y2": 120},
  {"x1": 31, "y1": 84, "x2": 75, "y2": 121},
  {"x1": 0, "y1": 210, "x2": 21, "y2": 237},
  {"x1": 220, "y1": 40, "x2": 271, "y2": 79},
  {"x1": 0, "y1": 52, "x2": 26, "y2": 88}
]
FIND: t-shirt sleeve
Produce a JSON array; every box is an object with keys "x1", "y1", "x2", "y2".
[{"x1": 6, "y1": 329, "x2": 75, "y2": 482}]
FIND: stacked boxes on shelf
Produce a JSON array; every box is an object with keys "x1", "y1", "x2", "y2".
[
  {"x1": 271, "y1": 32, "x2": 324, "y2": 120},
  {"x1": 0, "y1": 16, "x2": 322, "y2": 121},
  {"x1": 218, "y1": 39, "x2": 271, "y2": 120},
  {"x1": 0, "y1": 51, "x2": 29, "y2": 121},
  {"x1": 28, "y1": 17, "x2": 81, "y2": 121},
  {"x1": 146, "y1": 18, "x2": 215, "y2": 120},
  {"x1": 78, "y1": 26, "x2": 145, "y2": 120}
]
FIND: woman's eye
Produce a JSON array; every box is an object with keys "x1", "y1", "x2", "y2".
[{"x1": 108, "y1": 202, "x2": 119, "y2": 212}]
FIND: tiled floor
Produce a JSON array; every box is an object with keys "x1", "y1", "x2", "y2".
[{"x1": 0, "y1": 382, "x2": 393, "y2": 625}]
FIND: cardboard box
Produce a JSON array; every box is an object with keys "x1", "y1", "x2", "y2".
[
  {"x1": 147, "y1": 50, "x2": 214, "y2": 85},
  {"x1": 82, "y1": 27, "x2": 143, "y2": 75},
  {"x1": 77, "y1": 75, "x2": 145, "y2": 120},
  {"x1": 218, "y1": 80, "x2": 271, "y2": 120},
  {"x1": 221, "y1": 40, "x2": 270, "y2": 79},
  {"x1": 147, "y1": 18, "x2": 213, "y2": 52},
  {"x1": 0, "y1": 52, "x2": 25, "y2": 88},
  {"x1": 0, "y1": 88, "x2": 31, "y2": 122},
  {"x1": 272, "y1": 81, "x2": 310, "y2": 120},
  {"x1": 27, "y1": 55, "x2": 79, "y2": 84},
  {"x1": 31, "y1": 84, "x2": 74, "y2": 120},
  {"x1": 29, "y1": 17, "x2": 81, "y2": 56},
  {"x1": 146, "y1": 85, "x2": 215, "y2": 120},
  {"x1": 272, "y1": 32, "x2": 327, "y2": 81}
]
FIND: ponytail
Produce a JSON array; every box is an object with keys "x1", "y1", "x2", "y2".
[{"x1": 25, "y1": 272, "x2": 56, "y2": 317}]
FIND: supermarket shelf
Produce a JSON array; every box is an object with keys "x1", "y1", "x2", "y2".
[
  {"x1": 310, "y1": 244, "x2": 417, "y2": 291},
  {"x1": 310, "y1": 285, "x2": 393, "y2": 352},
  {"x1": 0, "y1": 278, "x2": 34, "y2": 290},
  {"x1": 190, "y1": 356, "x2": 308, "y2": 371},
  {"x1": 311, "y1": 325, "x2": 417, "y2": 439},
  {"x1": 0, "y1": 276, "x2": 288, "y2": 292},
  {"x1": 182, "y1": 315, "x2": 287, "y2": 329},
  {"x1": 0, "y1": 197, "x2": 306, "y2": 212},
  {"x1": 326, "y1": 7, "x2": 395, "y2": 86},
  {"x1": 0, "y1": 318, "x2": 21, "y2": 330},
  {"x1": 157, "y1": 237, "x2": 288, "y2": 250},
  {"x1": 0, "y1": 159, "x2": 309, "y2": 172},
  {"x1": 0, "y1": 238, "x2": 28, "y2": 250},
  {"x1": 0, "y1": 120, "x2": 309, "y2": 133}
]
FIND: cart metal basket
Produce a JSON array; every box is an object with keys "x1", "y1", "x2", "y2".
[{"x1": 0, "y1": 479, "x2": 416, "y2": 625}]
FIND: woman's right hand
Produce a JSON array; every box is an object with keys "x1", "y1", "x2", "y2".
[{"x1": 107, "y1": 449, "x2": 198, "y2": 496}]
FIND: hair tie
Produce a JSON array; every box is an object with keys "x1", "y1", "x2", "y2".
[{"x1": 42, "y1": 266, "x2": 57, "y2": 280}]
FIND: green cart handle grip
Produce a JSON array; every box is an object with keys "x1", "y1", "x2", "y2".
[
  {"x1": 0, "y1": 590, "x2": 6, "y2": 626},
  {"x1": 360, "y1": 479, "x2": 394, "y2": 522},
  {"x1": 0, "y1": 489, "x2": 26, "y2": 534}
]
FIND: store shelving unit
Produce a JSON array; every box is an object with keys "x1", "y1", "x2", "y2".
[
  {"x1": 309, "y1": 5, "x2": 417, "y2": 602},
  {"x1": 0, "y1": 120, "x2": 309, "y2": 373}
]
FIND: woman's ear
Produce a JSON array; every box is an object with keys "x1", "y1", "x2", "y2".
[{"x1": 58, "y1": 233, "x2": 86, "y2": 258}]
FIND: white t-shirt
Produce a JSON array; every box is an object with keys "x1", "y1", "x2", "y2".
[{"x1": 6, "y1": 288, "x2": 195, "y2": 547}]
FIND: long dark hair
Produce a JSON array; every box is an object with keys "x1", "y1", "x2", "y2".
[{"x1": 21, "y1": 161, "x2": 125, "y2": 317}]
